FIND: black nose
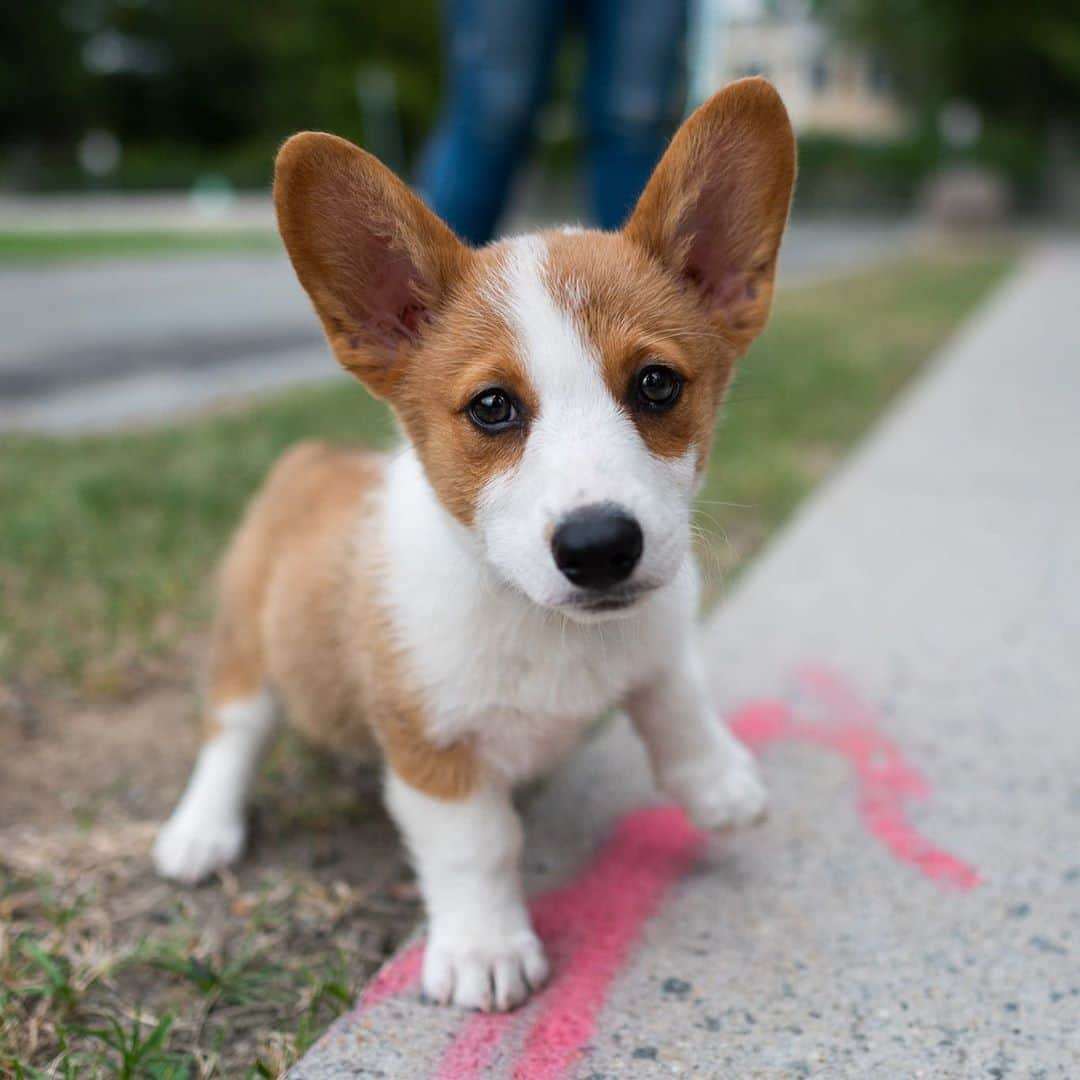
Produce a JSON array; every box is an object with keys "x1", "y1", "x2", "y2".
[{"x1": 552, "y1": 504, "x2": 643, "y2": 589}]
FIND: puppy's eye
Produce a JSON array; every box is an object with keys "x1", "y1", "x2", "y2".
[
  {"x1": 635, "y1": 364, "x2": 682, "y2": 410},
  {"x1": 468, "y1": 388, "x2": 520, "y2": 431}
]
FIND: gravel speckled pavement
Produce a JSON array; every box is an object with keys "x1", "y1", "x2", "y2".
[{"x1": 293, "y1": 244, "x2": 1080, "y2": 1079}]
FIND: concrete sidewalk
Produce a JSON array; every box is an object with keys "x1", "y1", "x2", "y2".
[{"x1": 294, "y1": 244, "x2": 1080, "y2": 1079}]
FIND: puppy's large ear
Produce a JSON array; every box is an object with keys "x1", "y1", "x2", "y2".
[
  {"x1": 275, "y1": 133, "x2": 469, "y2": 398},
  {"x1": 625, "y1": 78, "x2": 796, "y2": 355}
]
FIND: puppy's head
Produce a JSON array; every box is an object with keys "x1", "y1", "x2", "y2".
[{"x1": 275, "y1": 78, "x2": 795, "y2": 621}]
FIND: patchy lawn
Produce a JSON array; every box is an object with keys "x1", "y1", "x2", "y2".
[
  {"x1": 0, "y1": 246, "x2": 1015, "y2": 1077},
  {"x1": 0, "y1": 688, "x2": 418, "y2": 1078},
  {"x1": 0, "y1": 230, "x2": 279, "y2": 263}
]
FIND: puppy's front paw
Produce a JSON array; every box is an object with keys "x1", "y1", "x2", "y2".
[
  {"x1": 423, "y1": 923, "x2": 549, "y2": 1012},
  {"x1": 153, "y1": 807, "x2": 246, "y2": 884},
  {"x1": 663, "y1": 745, "x2": 768, "y2": 832}
]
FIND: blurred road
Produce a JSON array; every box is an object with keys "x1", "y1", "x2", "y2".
[{"x1": 0, "y1": 220, "x2": 918, "y2": 434}]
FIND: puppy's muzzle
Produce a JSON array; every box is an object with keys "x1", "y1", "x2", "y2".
[{"x1": 551, "y1": 503, "x2": 643, "y2": 590}]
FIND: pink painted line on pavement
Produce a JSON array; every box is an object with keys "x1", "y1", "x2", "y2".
[
  {"x1": 729, "y1": 667, "x2": 981, "y2": 890},
  {"x1": 435, "y1": 806, "x2": 703, "y2": 1080},
  {"x1": 356, "y1": 941, "x2": 424, "y2": 1012},
  {"x1": 337, "y1": 666, "x2": 979, "y2": 1080},
  {"x1": 342, "y1": 806, "x2": 703, "y2": 1080},
  {"x1": 509, "y1": 805, "x2": 703, "y2": 1080}
]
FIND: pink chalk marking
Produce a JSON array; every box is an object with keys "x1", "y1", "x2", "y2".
[
  {"x1": 435, "y1": 805, "x2": 703, "y2": 1080},
  {"x1": 729, "y1": 667, "x2": 982, "y2": 891},
  {"x1": 336, "y1": 666, "x2": 979, "y2": 1080},
  {"x1": 511, "y1": 806, "x2": 703, "y2": 1080},
  {"x1": 355, "y1": 941, "x2": 424, "y2": 1013}
]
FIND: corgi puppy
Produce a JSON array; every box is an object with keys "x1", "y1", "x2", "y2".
[{"x1": 154, "y1": 78, "x2": 796, "y2": 1012}]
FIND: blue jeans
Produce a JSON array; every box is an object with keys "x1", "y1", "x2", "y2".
[{"x1": 416, "y1": 0, "x2": 688, "y2": 244}]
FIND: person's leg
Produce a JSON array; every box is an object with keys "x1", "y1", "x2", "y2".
[
  {"x1": 582, "y1": 0, "x2": 688, "y2": 230},
  {"x1": 416, "y1": 0, "x2": 566, "y2": 245}
]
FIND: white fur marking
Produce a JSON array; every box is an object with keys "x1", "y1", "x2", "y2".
[
  {"x1": 476, "y1": 236, "x2": 698, "y2": 611},
  {"x1": 153, "y1": 689, "x2": 277, "y2": 883},
  {"x1": 385, "y1": 772, "x2": 548, "y2": 1010}
]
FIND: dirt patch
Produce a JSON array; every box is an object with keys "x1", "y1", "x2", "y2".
[{"x1": 0, "y1": 676, "x2": 419, "y2": 1077}]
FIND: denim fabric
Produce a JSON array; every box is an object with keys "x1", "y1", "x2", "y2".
[{"x1": 416, "y1": 0, "x2": 687, "y2": 244}]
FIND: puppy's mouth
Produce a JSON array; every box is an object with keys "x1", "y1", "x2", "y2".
[{"x1": 562, "y1": 583, "x2": 657, "y2": 616}]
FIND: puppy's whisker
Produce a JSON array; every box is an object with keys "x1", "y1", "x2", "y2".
[
  {"x1": 694, "y1": 498, "x2": 756, "y2": 509},
  {"x1": 690, "y1": 506, "x2": 730, "y2": 534}
]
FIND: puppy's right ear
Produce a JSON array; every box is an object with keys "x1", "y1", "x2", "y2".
[{"x1": 274, "y1": 133, "x2": 469, "y2": 398}]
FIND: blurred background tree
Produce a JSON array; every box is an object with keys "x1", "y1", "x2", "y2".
[
  {"x1": 813, "y1": 0, "x2": 1080, "y2": 132},
  {"x1": 0, "y1": 0, "x2": 441, "y2": 190},
  {"x1": 1, "y1": 0, "x2": 1077, "y2": 212},
  {"x1": 808, "y1": 0, "x2": 1080, "y2": 212}
]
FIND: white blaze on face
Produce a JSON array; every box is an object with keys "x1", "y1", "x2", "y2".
[{"x1": 476, "y1": 235, "x2": 697, "y2": 613}]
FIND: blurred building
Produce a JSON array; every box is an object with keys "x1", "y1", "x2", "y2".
[{"x1": 692, "y1": 0, "x2": 906, "y2": 138}]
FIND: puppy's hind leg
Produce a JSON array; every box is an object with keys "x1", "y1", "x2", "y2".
[{"x1": 154, "y1": 618, "x2": 277, "y2": 884}]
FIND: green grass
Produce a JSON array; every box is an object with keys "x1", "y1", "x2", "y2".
[
  {"x1": 0, "y1": 247, "x2": 1014, "y2": 691},
  {"x1": 0, "y1": 868, "x2": 382, "y2": 1078},
  {"x1": 0, "y1": 230, "x2": 279, "y2": 263},
  {"x1": 0, "y1": 379, "x2": 395, "y2": 688}
]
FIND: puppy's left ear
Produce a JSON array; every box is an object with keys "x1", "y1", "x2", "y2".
[{"x1": 626, "y1": 78, "x2": 796, "y2": 355}]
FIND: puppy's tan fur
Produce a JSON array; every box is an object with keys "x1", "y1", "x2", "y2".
[{"x1": 208, "y1": 441, "x2": 477, "y2": 798}]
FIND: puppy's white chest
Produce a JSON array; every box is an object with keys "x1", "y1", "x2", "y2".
[{"x1": 419, "y1": 614, "x2": 646, "y2": 781}]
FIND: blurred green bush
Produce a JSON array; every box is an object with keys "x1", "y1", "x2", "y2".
[
  {"x1": 0, "y1": 0, "x2": 1065, "y2": 210},
  {"x1": 0, "y1": 0, "x2": 441, "y2": 190},
  {"x1": 793, "y1": 125, "x2": 1047, "y2": 213}
]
